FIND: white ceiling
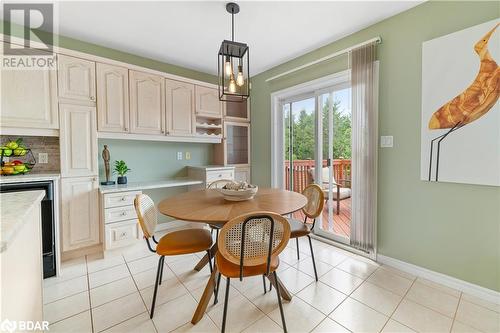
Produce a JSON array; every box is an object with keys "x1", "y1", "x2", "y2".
[{"x1": 11, "y1": 1, "x2": 422, "y2": 75}]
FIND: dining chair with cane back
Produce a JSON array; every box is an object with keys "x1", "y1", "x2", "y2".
[
  {"x1": 134, "y1": 194, "x2": 213, "y2": 319},
  {"x1": 207, "y1": 179, "x2": 236, "y2": 238},
  {"x1": 214, "y1": 212, "x2": 291, "y2": 333},
  {"x1": 287, "y1": 184, "x2": 324, "y2": 281}
]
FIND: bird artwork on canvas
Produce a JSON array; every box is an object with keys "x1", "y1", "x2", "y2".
[{"x1": 428, "y1": 23, "x2": 499, "y2": 181}]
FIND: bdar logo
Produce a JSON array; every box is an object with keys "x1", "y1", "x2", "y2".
[{"x1": 0, "y1": 319, "x2": 17, "y2": 333}]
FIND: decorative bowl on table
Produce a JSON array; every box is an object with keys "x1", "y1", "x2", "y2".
[{"x1": 217, "y1": 181, "x2": 258, "y2": 201}]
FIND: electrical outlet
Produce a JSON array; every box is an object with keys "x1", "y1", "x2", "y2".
[
  {"x1": 185, "y1": 152, "x2": 191, "y2": 160},
  {"x1": 177, "y1": 152, "x2": 183, "y2": 160},
  {"x1": 380, "y1": 136, "x2": 394, "y2": 148},
  {"x1": 38, "y1": 152, "x2": 49, "y2": 164}
]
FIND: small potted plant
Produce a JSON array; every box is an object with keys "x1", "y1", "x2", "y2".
[{"x1": 113, "y1": 160, "x2": 131, "y2": 184}]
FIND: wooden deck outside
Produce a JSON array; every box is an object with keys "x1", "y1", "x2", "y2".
[
  {"x1": 292, "y1": 197, "x2": 351, "y2": 238},
  {"x1": 286, "y1": 159, "x2": 352, "y2": 238}
]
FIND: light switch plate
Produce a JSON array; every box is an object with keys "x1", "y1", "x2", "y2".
[
  {"x1": 38, "y1": 153, "x2": 49, "y2": 164},
  {"x1": 380, "y1": 136, "x2": 394, "y2": 148},
  {"x1": 177, "y1": 152, "x2": 183, "y2": 160},
  {"x1": 185, "y1": 152, "x2": 191, "y2": 160}
]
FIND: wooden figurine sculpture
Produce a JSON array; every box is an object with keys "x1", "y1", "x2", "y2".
[
  {"x1": 428, "y1": 23, "x2": 499, "y2": 181},
  {"x1": 101, "y1": 145, "x2": 116, "y2": 185}
]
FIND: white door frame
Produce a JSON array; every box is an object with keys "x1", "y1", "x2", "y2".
[
  {"x1": 270, "y1": 66, "x2": 379, "y2": 259},
  {"x1": 271, "y1": 70, "x2": 350, "y2": 243},
  {"x1": 270, "y1": 69, "x2": 351, "y2": 189}
]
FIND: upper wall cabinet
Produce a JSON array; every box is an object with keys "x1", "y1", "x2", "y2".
[
  {"x1": 1, "y1": 63, "x2": 58, "y2": 129},
  {"x1": 58, "y1": 55, "x2": 96, "y2": 104},
  {"x1": 59, "y1": 103, "x2": 98, "y2": 177},
  {"x1": 165, "y1": 79, "x2": 195, "y2": 136},
  {"x1": 195, "y1": 86, "x2": 222, "y2": 118},
  {"x1": 225, "y1": 98, "x2": 250, "y2": 122},
  {"x1": 129, "y1": 70, "x2": 165, "y2": 135},
  {"x1": 96, "y1": 63, "x2": 130, "y2": 133}
]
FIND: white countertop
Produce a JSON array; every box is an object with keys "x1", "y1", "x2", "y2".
[
  {"x1": 187, "y1": 165, "x2": 235, "y2": 171},
  {"x1": 0, "y1": 190, "x2": 45, "y2": 253},
  {"x1": 0, "y1": 173, "x2": 60, "y2": 184},
  {"x1": 99, "y1": 178, "x2": 203, "y2": 193}
]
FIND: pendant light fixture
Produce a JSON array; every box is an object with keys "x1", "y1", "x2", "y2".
[{"x1": 218, "y1": 2, "x2": 250, "y2": 102}]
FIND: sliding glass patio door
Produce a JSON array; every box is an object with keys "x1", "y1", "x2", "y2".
[
  {"x1": 279, "y1": 82, "x2": 352, "y2": 244},
  {"x1": 316, "y1": 87, "x2": 352, "y2": 244}
]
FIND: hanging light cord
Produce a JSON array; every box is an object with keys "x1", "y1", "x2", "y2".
[{"x1": 231, "y1": 9, "x2": 235, "y2": 42}]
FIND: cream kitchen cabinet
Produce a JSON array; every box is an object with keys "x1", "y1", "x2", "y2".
[
  {"x1": 188, "y1": 166, "x2": 235, "y2": 188},
  {"x1": 129, "y1": 70, "x2": 165, "y2": 135},
  {"x1": 61, "y1": 176, "x2": 100, "y2": 251},
  {"x1": 1, "y1": 45, "x2": 58, "y2": 130},
  {"x1": 59, "y1": 104, "x2": 98, "y2": 177},
  {"x1": 214, "y1": 121, "x2": 251, "y2": 166},
  {"x1": 224, "y1": 98, "x2": 250, "y2": 122},
  {"x1": 96, "y1": 63, "x2": 130, "y2": 133},
  {"x1": 195, "y1": 85, "x2": 222, "y2": 118},
  {"x1": 58, "y1": 55, "x2": 96, "y2": 104},
  {"x1": 100, "y1": 190, "x2": 142, "y2": 250},
  {"x1": 165, "y1": 79, "x2": 195, "y2": 136}
]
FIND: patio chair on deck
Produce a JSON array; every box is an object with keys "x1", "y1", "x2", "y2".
[{"x1": 309, "y1": 167, "x2": 351, "y2": 215}]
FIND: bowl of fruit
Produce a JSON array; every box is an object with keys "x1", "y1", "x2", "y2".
[
  {"x1": 1, "y1": 161, "x2": 31, "y2": 175},
  {"x1": 217, "y1": 181, "x2": 258, "y2": 201},
  {"x1": 0, "y1": 139, "x2": 35, "y2": 176}
]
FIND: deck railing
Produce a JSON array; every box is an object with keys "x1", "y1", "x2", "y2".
[{"x1": 285, "y1": 159, "x2": 351, "y2": 193}]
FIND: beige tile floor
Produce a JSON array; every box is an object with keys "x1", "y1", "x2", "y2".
[{"x1": 44, "y1": 236, "x2": 499, "y2": 333}]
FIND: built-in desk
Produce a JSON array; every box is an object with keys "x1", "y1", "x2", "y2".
[
  {"x1": 99, "y1": 178, "x2": 204, "y2": 250},
  {"x1": 99, "y1": 178, "x2": 203, "y2": 194}
]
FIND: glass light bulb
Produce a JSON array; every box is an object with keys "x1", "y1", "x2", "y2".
[
  {"x1": 236, "y1": 65, "x2": 244, "y2": 86},
  {"x1": 224, "y1": 56, "x2": 232, "y2": 77},
  {"x1": 228, "y1": 74, "x2": 236, "y2": 93}
]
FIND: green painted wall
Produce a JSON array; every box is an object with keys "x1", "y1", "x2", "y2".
[
  {"x1": 1, "y1": 20, "x2": 217, "y2": 223},
  {"x1": 98, "y1": 140, "x2": 212, "y2": 223},
  {"x1": 250, "y1": 1, "x2": 500, "y2": 291}
]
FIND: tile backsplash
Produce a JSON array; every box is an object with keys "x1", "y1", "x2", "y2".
[{"x1": 0, "y1": 136, "x2": 60, "y2": 173}]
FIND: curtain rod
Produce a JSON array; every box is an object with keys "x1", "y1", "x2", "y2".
[{"x1": 265, "y1": 36, "x2": 381, "y2": 82}]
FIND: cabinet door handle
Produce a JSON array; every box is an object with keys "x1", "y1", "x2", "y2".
[
  {"x1": 90, "y1": 96, "x2": 95, "y2": 101},
  {"x1": 121, "y1": 197, "x2": 126, "y2": 201},
  {"x1": 124, "y1": 127, "x2": 128, "y2": 131},
  {"x1": 121, "y1": 212, "x2": 126, "y2": 216}
]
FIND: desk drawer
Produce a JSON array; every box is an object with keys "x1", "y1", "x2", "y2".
[
  {"x1": 104, "y1": 206, "x2": 137, "y2": 224},
  {"x1": 103, "y1": 191, "x2": 142, "y2": 208},
  {"x1": 104, "y1": 219, "x2": 141, "y2": 250},
  {"x1": 206, "y1": 169, "x2": 235, "y2": 183}
]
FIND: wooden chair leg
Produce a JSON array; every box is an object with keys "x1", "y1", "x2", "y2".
[
  {"x1": 296, "y1": 238, "x2": 300, "y2": 260},
  {"x1": 221, "y1": 277, "x2": 231, "y2": 333},
  {"x1": 273, "y1": 271, "x2": 287, "y2": 333},
  {"x1": 307, "y1": 235, "x2": 318, "y2": 281},
  {"x1": 150, "y1": 256, "x2": 164, "y2": 319}
]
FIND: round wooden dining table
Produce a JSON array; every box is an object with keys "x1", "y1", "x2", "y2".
[{"x1": 158, "y1": 187, "x2": 307, "y2": 324}]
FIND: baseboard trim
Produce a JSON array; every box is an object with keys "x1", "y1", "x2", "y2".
[{"x1": 377, "y1": 254, "x2": 500, "y2": 305}]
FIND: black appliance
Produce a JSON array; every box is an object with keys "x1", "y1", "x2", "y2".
[{"x1": 0, "y1": 180, "x2": 56, "y2": 278}]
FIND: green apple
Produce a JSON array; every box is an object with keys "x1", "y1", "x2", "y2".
[{"x1": 1, "y1": 147, "x2": 12, "y2": 157}]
